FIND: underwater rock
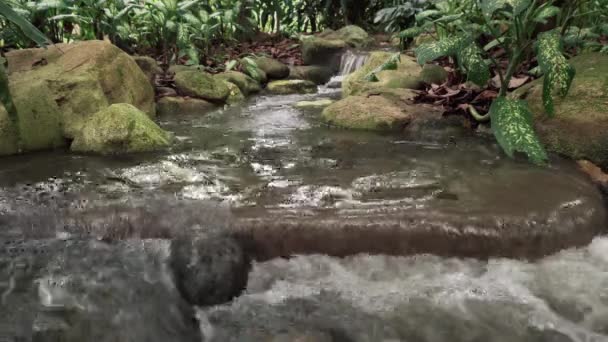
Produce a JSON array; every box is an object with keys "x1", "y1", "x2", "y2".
[
  {"x1": 71, "y1": 103, "x2": 171, "y2": 154},
  {"x1": 169, "y1": 234, "x2": 250, "y2": 306}
]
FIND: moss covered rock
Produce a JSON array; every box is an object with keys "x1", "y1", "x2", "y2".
[
  {"x1": 157, "y1": 96, "x2": 216, "y2": 116},
  {"x1": 301, "y1": 37, "x2": 348, "y2": 67},
  {"x1": 253, "y1": 57, "x2": 290, "y2": 79},
  {"x1": 289, "y1": 65, "x2": 334, "y2": 84},
  {"x1": 322, "y1": 88, "x2": 455, "y2": 136},
  {"x1": 294, "y1": 99, "x2": 334, "y2": 110},
  {"x1": 318, "y1": 25, "x2": 372, "y2": 48},
  {"x1": 71, "y1": 103, "x2": 171, "y2": 154},
  {"x1": 421, "y1": 64, "x2": 448, "y2": 85},
  {"x1": 5, "y1": 40, "x2": 155, "y2": 147},
  {"x1": 342, "y1": 51, "x2": 423, "y2": 97},
  {"x1": 267, "y1": 80, "x2": 317, "y2": 94},
  {"x1": 243, "y1": 65, "x2": 268, "y2": 84},
  {"x1": 223, "y1": 81, "x2": 245, "y2": 104},
  {"x1": 174, "y1": 70, "x2": 230, "y2": 103},
  {"x1": 512, "y1": 53, "x2": 608, "y2": 168},
  {"x1": 133, "y1": 56, "x2": 162, "y2": 85},
  {"x1": 214, "y1": 71, "x2": 261, "y2": 95},
  {"x1": 0, "y1": 102, "x2": 18, "y2": 155}
]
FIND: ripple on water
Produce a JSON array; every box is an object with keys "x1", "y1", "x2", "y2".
[{"x1": 200, "y1": 237, "x2": 608, "y2": 342}]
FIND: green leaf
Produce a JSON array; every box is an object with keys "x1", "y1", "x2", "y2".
[
  {"x1": 0, "y1": 1, "x2": 50, "y2": 47},
  {"x1": 456, "y1": 44, "x2": 490, "y2": 86},
  {"x1": 536, "y1": 31, "x2": 575, "y2": 116},
  {"x1": 225, "y1": 59, "x2": 238, "y2": 71},
  {"x1": 490, "y1": 97, "x2": 547, "y2": 165},
  {"x1": 533, "y1": 5, "x2": 560, "y2": 24},
  {"x1": 480, "y1": 0, "x2": 531, "y2": 17},
  {"x1": 415, "y1": 34, "x2": 470, "y2": 65},
  {"x1": 398, "y1": 26, "x2": 427, "y2": 39}
]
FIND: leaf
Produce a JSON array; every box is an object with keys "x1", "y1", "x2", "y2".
[
  {"x1": 456, "y1": 44, "x2": 490, "y2": 86},
  {"x1": 225, "y1": 59, "x2": 238, "y2": 71},
  {"x1": 490, "y1": 97, "x2": 547, "y2": 165},
  {"x1": 533, "y1": 5, "x2": 560, "y2": 24},
  {"x1": 415, "y1": 9, "x2": 440, "y2": 22},
  {"x1": 536, "y1": 31, "x2": 575, "y2": 116},
  {"x1": 415, "y1": 34, "x2": 470, "y2": 65},
  {"x1": 0, "y1": 1, "x2": 50, "y2": 47},
  {"x1": 398, "y1": 26, "x2": 427, "y2": 39},
  {"x1": 480, "y1": 0, "x2": 531, "y2": 17}
]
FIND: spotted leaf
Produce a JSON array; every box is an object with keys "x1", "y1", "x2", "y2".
[
  {"x1": 536, "y1": 31, "x2": 575, "y2": 116},
  {"x1": 415, "y1": 34, "x2": 471, "y2": 65},
  {"x1": 481, "y1": 0, "x2": 532, "y2": 16},
  {"x1": 456, "y1": 44, "x2": 490, "y2": 86},
  {"x1": 490, "y1": 97, "x2": 547, "y2": 165}
]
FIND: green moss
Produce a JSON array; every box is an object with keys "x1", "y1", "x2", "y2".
[
  {"x1": 0, "y1": 103, "x2": 18, "y2": 155},
  {"x1": 511, "y1": 52, "x2": 608, "y2": 167},
  {"x1": 319, "y1": 25, "x2": 371, "y2": 48},
  {"x1": 223, "y1": 81, "x2": 245, "y2": 104},
  {"x1": 214, "y1": 71, "x2": 261, "y2": 95},
  {"x1": 253, "y1": 57, "x2": 289, "y2": 79},
  {"x1": 267, "y1": 80, "x2": 317, "y2": 94},
  {"x1": 174, "y1": 70, "x2": 230, "y2": 103},
  {"x1": 420, "y1": 64, "x2": 448, "y2": 85},
  {"x1": 156, "y1": 96, "x2": 216, "y2": 116},
  {"x1": 343, "y1": 52, "x2": 423, "y2": 97},
  {"x1": 71, "y1": 103, "x2": 171, "y2": 154}
]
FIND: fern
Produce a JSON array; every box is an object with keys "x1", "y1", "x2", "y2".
[
  {"x1": 490, "y1": 97, "x2": 547, "y2": 165},
  {"x1": 536, "y1": 31, "x2": 575, "y2": 116}
]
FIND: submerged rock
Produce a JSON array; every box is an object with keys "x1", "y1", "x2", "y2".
[
  {"x1": 253, "y1": 57, "x2": 290, "y2": 80},
  {"x1": 513, "y1": 52, "x2": 608, "y2": 168},
  {"x1": 71, "y1": 103, "x2": 171, "y2": 154},
  {"x1": 156, "y1": 96, "x2": 216, "y2": 116},
  {"x1": 5, "y1": 41, "x2": 155, "y2": 148},
  {"x1": 170, "y1": 234, "x2": 250, "y2": 306},
  {"x1": 289, "y1": 65, "x2": 334, "y2": 85},
  {"x1": 342, "y1": 51, "x2": 423, "y2": 97},
  {"x1": 295, "y1": 99, "x2": 334, "y2": 110},
  {"x1": 214, "y1": 71, "x2": 262, "y2": 95},
  {"x1": 174, "y1": 69, "x2": 230, "y2": 103},
  {"x1": 267, "y1": 80, "x2": 317, "y2": 95}
]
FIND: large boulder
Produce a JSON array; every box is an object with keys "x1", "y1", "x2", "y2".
[
  {"x1": 343, "y1": 52, "x2": 424, "y2": 97},
  {"x1": 71, "y1": 103, "x2": 171, "y2": 154},
  {"x1": 318, "y1": 25, "x2": 372, "y2": 48},
  {"x1": 133, "y1": 55, "x2": 162, "y2": 86},
  {"x1": 157, "y1": 96, "x2": 216, "y2": 116},
  {"x1": 214, "y1": 71, "x2": 261, "y2": 95},
  {"x1": 174, "y1": 69, "x2": 230, "y2": 103},
  {"x1": 267, "y1": 80, "x2": 317, "y2": 95},
  {"x1": 322, "y1": 88, "x2": 461, "y2": 137},
  {"x1": 289, "y1": 65, "x2": 334, "y2": 85},
  {"x1": 0, "y1": 102, "x2": 18, "y2": 155},
  {"x1": 6, "y1": 41, "x2": 156, "y2": 145},
  {"x1": 301, "y1": 25, "x2": 371, "y2": 69},
  {"x1": 513, "y1": 53, "x2": 608, "y2": 168},
  {"x1": 253, "y1": 57, "x2": 290, "y2": 79}
]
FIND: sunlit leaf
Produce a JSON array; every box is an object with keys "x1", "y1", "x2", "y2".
[
  {"x1": 490, "y1": 97, "x2": 547, "y2": 165},
  {"x1": 536, "y1": 31, "x2": 575, "y2": 116},
  {"x1": 480, "y1": 0, "x2": 532, "y2": 16},
  {"x1": 415, "y1": 34, "x2": 470, "y2": 65}
]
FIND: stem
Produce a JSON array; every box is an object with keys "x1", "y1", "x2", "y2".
[{"x1": 500, "y1": 48, "x2": 522, "y2": 97}]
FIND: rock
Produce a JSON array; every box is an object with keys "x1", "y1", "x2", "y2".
[
  {"x1": 342, "y1": 51, "x2": 423, "y2": 97},
  {"x1": 512, "y1": 53, "x2": 608, "y2": 168},
  {"x1": 301, "y1": 37, "x2": 347, "y2": 68},
  {"x1": 156, "y1": 86, "x2": 177, "y2": 97},
  {"x1": 267, "y1": 80, "x2": 317, "y2": 95},
  {"x1": 414, "y1": 33, "x2": 435, "y2": 47},
  {"x1": 174, "y1": 69, "x2": 230, "y2": 103},
  {"x1": 244, "y1": 65, "x2": 268, "y2": 84},
  {"x1": 420, "y1": 64, "x2": 448, "y2": 85},
  {"x1": 0, "y1": 102, "x2": 19, "y2": 155},
  {"x1": 214, "y1": 71, "x2": 261, "y2": 95},
  {"x1": 289, "y1": 65, "x2": 334, "y2": 85},
  {"x1": 318, "y1": 25, "x2": 372, "y2": 48},
  {"x1": 132, "y1": 55, "x2": 162, "y2": 85},
  {"x1": 71, "y1": 103, "x2": 171, "y2": 154},
  {"x1": 157, "y1": 96, "x2": 216, "y2": 116},
  {"x1": 0, "y1": 239, "x2": 201, "y2": 342},
  {"x1": 6, "y1": 41, "x2": 155, "y2": 146},
  {"x1": 224, "y1": 81, "x2": 246, "y2": 104},
  {"x1": 578, "y1": 160, "x2": 608, "y2": 195},
  {"x1": 168, "y1": 64, "x2": 204, "y2": 74},
  {"x1": 169, "y1": 234, "x2": 250, "y2": 306},
  {"x1": 253, "y1": 57, "x2": 290, "y2": 79},
  {"x1": 294, "y1": 99, "x2": 334, "y2": 110}
]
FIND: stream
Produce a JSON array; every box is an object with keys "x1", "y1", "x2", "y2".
[{"x1": 1, "y1": 62, "x2": 608, "y2": 341}]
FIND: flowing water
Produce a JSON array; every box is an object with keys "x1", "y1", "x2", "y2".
[
  {"x1": 1, "y1": 59, "x2": 608, "y2": 341},
  {"x1": 326, "y1": 50, "x2": 369, "y2": 88}
]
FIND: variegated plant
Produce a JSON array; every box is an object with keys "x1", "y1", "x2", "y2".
[{"x1": 407, "y1": 0, "x2": 576, "y2": 165}]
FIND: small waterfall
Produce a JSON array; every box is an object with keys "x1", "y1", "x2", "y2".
[{"x1": 325, "y1": 50, "x2": 369, "y2": 89}]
